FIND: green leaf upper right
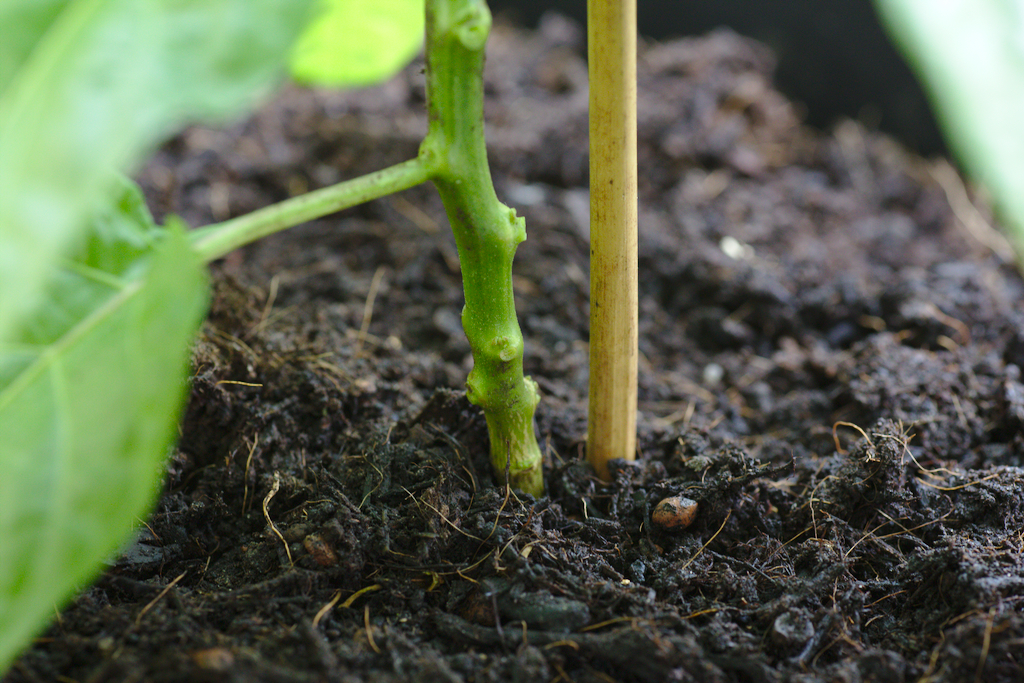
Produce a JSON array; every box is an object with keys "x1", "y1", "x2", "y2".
[{"x1": 874, "y1": 0, "x2": 1024, "y2": 261}]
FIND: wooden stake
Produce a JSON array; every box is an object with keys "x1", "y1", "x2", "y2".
[{"x1": 587, "y1": 0, "x2": 638, "y2": 479}]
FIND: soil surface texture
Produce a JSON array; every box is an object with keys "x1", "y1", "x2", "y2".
[{"x1": 7, "y1": 16, "x2": 1024, "y2": 683}]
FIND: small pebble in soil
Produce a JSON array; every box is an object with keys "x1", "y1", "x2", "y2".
[
  {"x1": 770, "y1": 609, "x2": 814, "y2": 648},
  {"x1": 191, "y1": 647, "x2": 235, "y2": 672},
  {"x1": 703, "y1": 362, "x2": 724, "y2": 387},
  {"x1": 651, "y1": 495, "x2": 699, "y2": 531}
]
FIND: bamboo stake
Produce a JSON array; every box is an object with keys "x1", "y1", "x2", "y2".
[{"x1": 587, "y1": 0, "x2": 638, "y2": 479}]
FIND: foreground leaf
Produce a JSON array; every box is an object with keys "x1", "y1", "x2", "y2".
[
  {"x1": 290, "y1": 0, "x2": 425, "y2": 86},
  {"x1": 0, "y1": 0, "x2": 69, "y2": 92},
  {"x1": 875, "y1": 0, "x2": 1024, "y2": 258},
  {"x1": 0, "y1": 0, "x2": 316, "y2": 344},
  {"x1": 0, "y1": 203, "x2": 209, "y2": 670},
  {"x1": 0, "y1": 177, "x2": 163, "y2": 388}
]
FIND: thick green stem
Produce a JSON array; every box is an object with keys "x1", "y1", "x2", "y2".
[
  {"x1": 191, "y1": 156, "x2": 433, "y2": 263},
  {"x1": 423, "y1": 0, "x2": 543, "y2": 496}
]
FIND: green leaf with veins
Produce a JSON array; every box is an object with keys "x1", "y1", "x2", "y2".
[
  {"x1": 0, "y1": 0, "x2": 316, "y2": 344},
  {"x1": 0, "y1": 180, "x2": 209, "y2": 671}
]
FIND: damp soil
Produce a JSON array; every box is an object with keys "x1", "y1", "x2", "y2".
[{"x1": 8, "y1": 16, "x2": 1024, "y2": 683}]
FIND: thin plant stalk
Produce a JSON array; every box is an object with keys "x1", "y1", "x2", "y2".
[
  {"x1": 191, "y1": 157, "x2": 432, "y2": 263},
  {"x1": 587, "y1": 0, "x2": 638, "y2": 479}
]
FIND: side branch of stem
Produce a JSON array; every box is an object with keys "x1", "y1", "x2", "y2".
[{"x1": 191, "y1": 156, "x2": 434, "y2": 263}]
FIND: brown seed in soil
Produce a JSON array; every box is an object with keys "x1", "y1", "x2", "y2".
[
  {"x1": 652, "y1": 496, "x2": 698, "y2": 531},
  {"x1": 191, "y1": 647, "x2": 235, "y2": 671},
  {"x1": 302, "y1": 533, "x2": 339, "y2": 567}
]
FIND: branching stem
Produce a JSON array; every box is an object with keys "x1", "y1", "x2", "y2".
[{"x1": 190, "y1": 0, "x2": 544, "y2": 495}]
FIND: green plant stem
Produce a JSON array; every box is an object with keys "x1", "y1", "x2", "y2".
[
  {"x1": 422, "y1": 0, "x2": 544, "y2": 496},
  {"x1": 191, "y1": 156, "x2": 433, "y2": 263},
  {"x1": 188, "y1": 0, "x2": 543, "y2": 495}
]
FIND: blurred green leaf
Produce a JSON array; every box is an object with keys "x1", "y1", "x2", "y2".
[
  {"x1": 0, "y1": 191, "x2": 209, "y2": 670},
  {"x1": 290, "y1": 0, "x2": 424, "y2": 87},
  {"x1": 0, "y1": 0, "x2": 316, "y2": 344},
  {"x1": 0, "y1": 0, "x2": 69, "y2": 92},
  {"x1": 875, "y1": 0, "x2": 1024, "y2": 259},
  {"x1": 0, "y1": 177, "x2": 162, "y2": 389}
]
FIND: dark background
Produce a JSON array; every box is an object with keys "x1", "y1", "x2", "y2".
[{"x1": 489, "y1": 0, "x2": 945, "y2": 155}]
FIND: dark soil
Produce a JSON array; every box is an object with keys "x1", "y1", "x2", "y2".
[{"x1": 7, "y1": 16, "x2": 1024, "y2": 683}]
